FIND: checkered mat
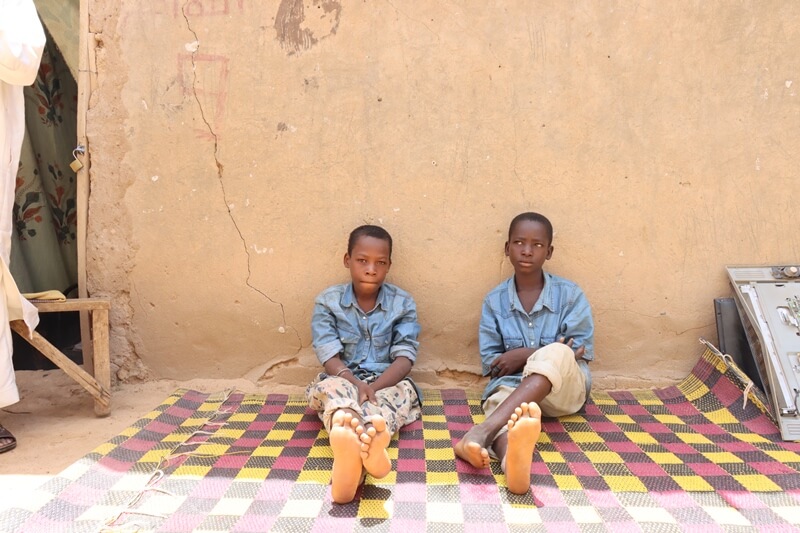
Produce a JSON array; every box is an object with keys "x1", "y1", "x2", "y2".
[{"x1": 3, "y1": 348, "x2": 800, "y2": 532}]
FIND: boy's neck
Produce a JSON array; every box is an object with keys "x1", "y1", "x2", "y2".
[
  {"x1": 514, "y1": 270, "x2": 545, "y2": 290},
  {"x1": 353, "y1": 284, "x2": 381, "y2": 312}
]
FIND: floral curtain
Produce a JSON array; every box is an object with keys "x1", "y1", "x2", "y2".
[{"x1": 9, "y1": 28, "x2": 78, "y2": 296}]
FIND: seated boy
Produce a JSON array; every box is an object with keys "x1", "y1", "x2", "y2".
[
  {"x1": 455, "y1": 212, "x2": 594, "y2": 494},
  {"x1": 306, "y1": 224, "x2": 422, "y2": 504}
]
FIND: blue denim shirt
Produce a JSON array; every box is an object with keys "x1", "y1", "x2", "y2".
[
  {"x1": 311, "y1": 282, "x2": 420, "y2": 373},
  {"x1": 479, "y1": 273, "x2": 594, "y2": 400}
]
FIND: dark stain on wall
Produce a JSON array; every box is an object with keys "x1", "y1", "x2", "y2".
[{"x1": 274, "y1": 0, "x2": 342, "y2": 55}]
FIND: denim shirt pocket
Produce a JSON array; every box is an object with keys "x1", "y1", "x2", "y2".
[
  {"x1": 372, "y1": 332, "x2": 391, "y2": 348},
  {"x1": 539, "y1": 336, "x2": 556, "y2": 347},
  {"x1": 503, "y1": 336, "x2": 525, "y2": 351},
  {"x1": 339, "y1": 326, "x2": 361, "y2": 359}
]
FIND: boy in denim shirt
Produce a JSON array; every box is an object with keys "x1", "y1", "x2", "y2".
[
  {"x1": 306, "y1": 225, "x2": 421, "y2": 504},
  {"x1": 455, "y1": 212, "x2": 594, "y2": 494}
]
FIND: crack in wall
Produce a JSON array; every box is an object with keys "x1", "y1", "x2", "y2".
[{"x1": 181, "y1": 3, "x2": 302, "y2": 351}]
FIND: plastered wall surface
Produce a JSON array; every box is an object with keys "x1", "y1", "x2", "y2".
[{"x1": 85, "y1": 1, "x2": 800, "y2": 391}]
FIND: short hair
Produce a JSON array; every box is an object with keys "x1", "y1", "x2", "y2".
[
  {"x1": 348, "y1": 225, "x2": 393, "y2": 257},
  {"x1": 508, "y1": 212, "x2": 553, "y2": 244}
]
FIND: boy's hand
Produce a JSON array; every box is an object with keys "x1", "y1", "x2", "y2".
[
  {"x1": 490, "y1": 348, "x2": 533, "y2": 377},
  {"x1": 559, "y1": 336, "x2": 586, "y2": 360},
  {"x1": 356, "y1": 380, "x2": 377, "y2": 404}
]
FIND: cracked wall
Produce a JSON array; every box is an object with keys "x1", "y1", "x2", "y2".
[{"x1": 86, "y1": 1, "x2": 800, "y2": 390}]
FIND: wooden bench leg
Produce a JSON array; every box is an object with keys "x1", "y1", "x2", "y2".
[
  {"x1": 10, "y1": 320, "x2": 111, "y2": 416},
  {"x1": 91, "y1": 308, "x2": 111, "y2": 416}
]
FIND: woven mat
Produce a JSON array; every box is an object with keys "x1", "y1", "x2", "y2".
[{"x1": 2, "y1": 348, "x2": 800, "y2": 532}]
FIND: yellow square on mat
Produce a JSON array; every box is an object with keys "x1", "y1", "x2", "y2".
[
  {"x1": 192, "y1": 443, "x2": 231, "y2": 456},
  {"x1": 118, "y1": 426, "x2": 140, "y2": 437},
  {"x1": 139, "y1": 449, "x2": 173, "y2": 463},
  {"x1": 625, "y1": 432, "x2": 658, "y2": 445},
  {"x1": 569, "y1": 432, "x2": 604, "y2": 443},
  {"x1": 424, "y1": 415, "x2": 447, "y2": 424},
  {"x1": 702, "y1": 452, "x2": 743, "y2": 464},
  {"x1": 181, "y1": 417, "x2": 211, "y2": 427},
  {"x1": 297, "y1": 470, "x2": 330, "y2": 483},
  {"x1": 307, "y1": 446, "x2": 333, "y2": 458},
  {"x1": 645, "y1": 452, "x2": 683, "y2": 464},
  {"x1": 653, "y1": 414, "x2": 685, "y2": 425},
  {"x1": 731, "y1": 432, "x2": 771, "y2": 444},
  {"x1": 733, "y1": 474, "x2": 781, "y2": 492},
  {"x1": 603, "y1": 475, "x2": 647, "y2": 492},
  {"x1": 539, "y1": 450, "x2": 566, "y2": 463},
  {"x1": 764, "y1": 449, "x2": 800, "y2": 462},
  {"x1": 276, "y1": 413, "x2": 304, "y2": 423},
  {"x1": 358, "y1": 498, "x2": 392, "y2": 519},
  {"x1": 606, "y1": 414, "x2": 636, "y2": 425},
  {"x1": 590, "y1": 392, "x2": 617, "y2": 405},
  {"x1": 584, "y1": 451, "x2": 624, "y2": 464},
  {"x1": 683, "y1": 383, "x2": 710, "y2": 402},
  {"x1": 672, "y1": 475, "x2": 714, "y2": 491},
  {"x1": 426, "y1": 471, "x2": 458, "y2": 485},
  {"x1": 215, "y1": 428, "x2": 245, "y2": 439},
  {"x1": 173, "y1": 463, "x2": 213, "y2": 477},
  {"x1": 423, "y1": 429, "x2": 450, "y2": 441},
  {"x1": 425, "y1": 448, "x2": 455, "y2": 461},
  {"x1": 635, "y1": 395, "x2": 663, "y2": 406},
  {"x1": 235, "y1": 467, "x2": 271, "y2": 480},
  {"x1": 264, "y1": 430, "x2": 295, "y2": 441},
  {"x1": 228, "y1": 413, "x2": 258, "y2": 423},
  {"x1": 252, "y1": 446, "x2": 283, "y2": 457},
  {"x1": 553, "y1": 474, "x2": 582, "y2": 490},
  {"x1": 704, "y1": 408, "x2": 739, "y2": 425},
  {"x1": 675, "y1": 432, "x2": 712, "y2": 445},
  {"x1": 92, "y1": 442, "x2": 117, "y2": 456}
]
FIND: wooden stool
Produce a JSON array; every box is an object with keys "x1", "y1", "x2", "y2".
[{"x1": 10, "y1": 297, "x2": 111, "y2": 416}]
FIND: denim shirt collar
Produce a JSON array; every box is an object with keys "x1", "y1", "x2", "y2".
[
  {"x1": 340, "y1": 283, "x2": 388, "y2": 312},
  {"x1": 507, "y1": 272, "x2": 556, "y2": 314}
]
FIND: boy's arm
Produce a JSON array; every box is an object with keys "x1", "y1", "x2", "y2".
[
  {"x1": 310, "y1": 296, "x2": 345, "y2": 365},
  {"x1": 370, "y1": 356, "x2": 413, "y2": 392},
  {"x1": 559, "y1": 289, "x2": 594, "y2": 361},
  {"x1": 388, "y1": 295, "x2": 420, "y2": 363},
  {"x1": 479, "y1": 298, "x2": 517, "y2": 376}
]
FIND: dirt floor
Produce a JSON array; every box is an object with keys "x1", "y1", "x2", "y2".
[
  {"x1": 0, "y1": 369, "x2": 311, "y2": 505},
  {"x1": 0, "y1": 368, "x2": 471, "y2": 504}
]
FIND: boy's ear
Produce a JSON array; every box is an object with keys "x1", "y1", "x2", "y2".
[
  {"x1": 343, "y1": 253, "x2": 351, "y2": 268},
  {"x1": 546, "y1": 245, "x2": 554, "y2": 260},
  {"x1": 504, "y1": 241, "x2": 510, "y2": 256}
]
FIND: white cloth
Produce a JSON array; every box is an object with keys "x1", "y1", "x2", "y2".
[{"x1": 0, "y1": 0, "x2": 45, "y2": 408}]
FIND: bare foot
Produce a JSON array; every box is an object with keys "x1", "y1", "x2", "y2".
[
  {"x1": 454, "y1": 427, "x2": 490, "y2": 469},
  {"x1": 503, "y1": 402, "x2": 542, "y2": 494},
  {"x1": 329, "y1": 411, "x2": 365, "y2": 503},
  {"x1": 359, "y1": 415, "x2": 391, "y2": 479}
]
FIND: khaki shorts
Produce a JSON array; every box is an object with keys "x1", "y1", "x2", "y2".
[{"x1": 483, "y1": 342, "x2": 587, "y2": 444}]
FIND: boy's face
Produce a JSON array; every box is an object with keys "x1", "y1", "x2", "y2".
[
  {"x1": 505, "y1": 219, "x2": 553, "y2": 275},
  {"x1": 344, "y1": 236, "x2": 392, "y2": 292}
]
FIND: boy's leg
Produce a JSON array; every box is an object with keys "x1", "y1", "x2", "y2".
[
  {"x1": 359, "y1": 380, "x2": 421, "y2": 479},
  {"x1": 455, "y1": 375, "x2": 551, "y2": 469},
  {"x1": 455, "y1": 343, "x2": 585, "y2": 493},
  {"x1": 306, "y1": 374, "x2": 367, "y2": 503}
]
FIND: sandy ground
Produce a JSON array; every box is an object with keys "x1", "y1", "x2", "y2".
[{"x1": 0, "y1": 369, "x2": 308, "y2": 503}]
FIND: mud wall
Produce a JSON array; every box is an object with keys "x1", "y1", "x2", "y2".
[{"x1": 85, "y1": 1, "x2": 800, "y2": 390}]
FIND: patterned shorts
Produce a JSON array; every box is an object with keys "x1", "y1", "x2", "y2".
[{"x1": 306, "y1": 373, "x2": 421, "y2": 434}]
